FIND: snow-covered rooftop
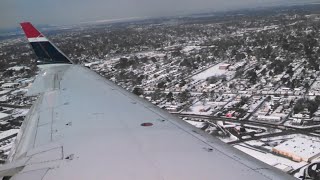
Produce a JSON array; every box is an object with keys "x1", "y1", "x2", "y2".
[
  {"x1": 185, "y1": 120, "x2": 207, "y2": 129},
  {"x1": 12, "y1": 109, "x2": 29, "y2": 118},
  {"x1": 0, "y1": 112, "x2": 10, "y2": 120},
  {"x1": 0, "y1": 96, "x2": 7, "y2": 102},
  {"x1": 181, "y1": 46, "x2": 202, "y2": 53},
  {"x1": 0, "y1": 129, "x2": 19, "y2": 140},
  {"x1": 273, "y1": 136, "x2": 320, "y2": 162},
  {"x1": 0, "y1": 90, "x2": 10, "y2": 96},
  {"x1": 7, "y1": 66, "x2": 30, "y2": 71},
  {"x1": 1, "y1": 83, "x2": 19, "y2": 89}
]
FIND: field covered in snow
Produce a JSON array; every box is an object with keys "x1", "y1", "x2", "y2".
[
  {"x1": 234, "y1": 144, "x2": 307, "y2": 170},
  {"x1": 192, "y1": 63, "x2": 231, "y2": 81}
]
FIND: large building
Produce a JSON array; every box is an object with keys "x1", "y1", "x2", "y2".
[
  {"x1": 272, "y1": 136, "x2": 320, "y2": 162},
  {"x1": 1, "y1": 83, "x2": 19, "y2": 89},
  {"x1": 219, "y1": 64, "x2": 231, "y2": 70},
  {"x1": 0, "y1": 129, "x2": 19, "y2": 142},
  {"x1": 257, "y1": 115, "x2": 282, "y2": 122}
]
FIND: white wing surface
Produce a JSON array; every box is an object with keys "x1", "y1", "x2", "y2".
[{"x1": 0, "y1": 22, "x2": 296, "y2": 180}]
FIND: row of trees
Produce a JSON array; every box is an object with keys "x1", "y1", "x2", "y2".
[{"x1": 293, "y1": 96, "x2": 320, "y2": 116}]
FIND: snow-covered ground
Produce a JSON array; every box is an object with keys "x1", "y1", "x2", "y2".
[
  {"x1": 185, "y1": 120, "x2": 207, "y2": 128},
  {"x1": 0, "y1": 90, "x2": 10, "y2": 96},
  {"x1": 284, "y1": 121, "x2": 320, "y2": 129},
  {"x1": 192, "y1": 63, "x2": 231, "y2": 81},
  {"x1": 234, "y1": 143, "x2": 307, "y2": 170},
  {"x1": 181, "y1": 46, "x2": 202, "y2": 53},
  {"x1": 0, "y1": 96, "x2": 8, "y2": 102},
  {"x1": 12, "y1": 109, "x2": 29, "y2": 118},
  {"x1": 255, "y1": 129, "x2": 282, "y2": 137},
  {"x1": 219, "y1": 134, "x2": 238, "y2": 143},
  {"x1": 7, "y1": 66, "x2": 30, "y2": 71},
  {"x1": 135, "y1": 51, "x2": 166, "y2": 58},
  {"x1": 0, "y1": 129, "x2": 19, "y2": 140},
  {"x1": 183, "y1": 101, "x2": 217, "y2": 115},
  {"x1": 248, "y1": 97, "x2": 265, "y2": 113}
]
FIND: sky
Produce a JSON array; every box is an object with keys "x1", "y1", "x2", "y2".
[{"x1": 0, "y1": 0, "x2": 317, "y2": 29}]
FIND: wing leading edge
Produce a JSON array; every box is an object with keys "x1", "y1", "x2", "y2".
[{"x1": 0, "y1": 23, "x2": 296, "y2": 179}]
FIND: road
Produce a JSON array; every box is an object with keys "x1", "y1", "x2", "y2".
[
  {"x1": 178, "y1": 113, "x2": 288, "y2": 129},
  {"x1": 176, "y1": 113, "x2": 320, "y2": 144}
]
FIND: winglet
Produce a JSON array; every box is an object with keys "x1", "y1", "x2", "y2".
[
  {"x1": 20, "y1": 22, "x2": 44, "y2": 38},
  {"x1": 20, "y1": 22, "x2": 72, "y2": 65}
]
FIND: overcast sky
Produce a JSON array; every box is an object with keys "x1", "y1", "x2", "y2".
[{"x1": 0, "y1": 0, "x2": 317, "y2": 29}]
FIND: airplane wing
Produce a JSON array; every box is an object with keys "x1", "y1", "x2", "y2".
[{"x1": 0, "y1": 22, "x2": 296, "y2": 180}]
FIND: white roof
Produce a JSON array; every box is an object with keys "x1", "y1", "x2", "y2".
[
  {"x1": 0, "y1": 96, "x2": 7, "y2": 102},
  {"x1": 274, "y1": 136, "x2": 320, "y2": 160},
  {"x1": 1, "y1": 83, "x2": 19, "y2": 88},
  {"x1": 274, "y1": 164, "x2": 293, "y2": 172},
  {"x1": 186, "y1": 120, "x2": 207, "y2": 129},
  {"x1": 0, "y1": 129, "x2": 19, "y2": 139},
  {"x1": 2, "y1": 82, "x2": 19, "y2": 86},
  {"x1": 0, "y1": 90, "x2": 10, "y2": 95},
  {"x1": 7, "y1": 66, "x2": 30, "y2": 71},
  {"x1": 257, "y1": 115, "x2": 281, "y2": 120},
  {"x1": 11, "y1": 89, "x2": 28, "y2": 95},
  {"x1": 219, "y1": 63, "x2": 231, "y2": 67},
  {"x1": 0, "y1": 112, "x2": 10, "y2": 119}
]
